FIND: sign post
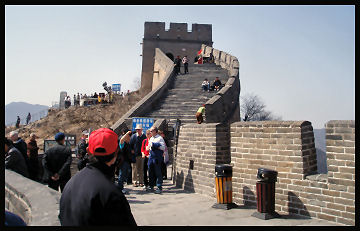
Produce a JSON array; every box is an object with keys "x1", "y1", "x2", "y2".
[{"x1": 132, "y1": 117, "x2": 154, "y2": 132}]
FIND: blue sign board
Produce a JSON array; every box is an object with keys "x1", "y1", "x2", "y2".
[
  {"x1": 132, "y1": 117, "x2": 154, "y2": 132},
  {"x1": 112, "y1": 84, "x2": 121, "y2": 92}
]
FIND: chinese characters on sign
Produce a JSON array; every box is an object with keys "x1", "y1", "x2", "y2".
[{"x1": 132, "y1": 117, "x2": 154, "y2": 132}]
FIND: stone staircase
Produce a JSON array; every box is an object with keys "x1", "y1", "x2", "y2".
[{"x1": 145, "y1": 63, "x2": 230, "y2": 128}]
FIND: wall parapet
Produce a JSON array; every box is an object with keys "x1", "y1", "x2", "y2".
[
  {"x1": 174, "y1": 123, "x2": 230, "y2": 197},
  {"x1": 5, "y1": 169, "x2": 61, "y2": 226},
  {"x1": 111, "y1": 48, "x2": 175, "y2": 134},
  {"x1": 230, "y1": 120, "x2": 354, "y2": 225},
  {"x1": 200, "y1": 44, "x2": 240, "y2": 123}
]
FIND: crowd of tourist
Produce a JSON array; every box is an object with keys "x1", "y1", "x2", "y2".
[{"x1": 5, "y1": 124, "x2": 171, "y2": 226}]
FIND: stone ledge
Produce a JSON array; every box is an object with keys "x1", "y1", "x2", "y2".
[{"x1": 5, "y1": 169, "x2": 61, "y2": 226}]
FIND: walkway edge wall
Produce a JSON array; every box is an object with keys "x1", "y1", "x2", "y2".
[
  {"x1": 111, "y1": 48, "x2": 175, "y2": 134},
  {"x1": 5, "y1": 169, "x2": 61, "y2": 226},
  {"x1": 201, "y1": 44, "x2": 241, "y2": 123}
]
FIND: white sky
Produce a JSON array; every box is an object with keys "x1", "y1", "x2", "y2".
[{"x1": 5, "y1": 5, "x2": 355, "y2": 128}]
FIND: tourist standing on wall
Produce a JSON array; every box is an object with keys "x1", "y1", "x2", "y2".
[
  {"x1": 9, "y1": 131, "x2": 30, "y2": 171},
  {"x1": 15, "y1": 116, "x2": 20, "y2": 128},
  {"x1": 42, "y1": 132, "x2": 72, "y2": 192},
  {"x1": 59, "y1": 128, "x2": 137, "y2": 226},
  {"x1": 116, "y1": 130, "x2": 133, "y2": 194},
  {"x1": 76, "y1": 130, "x2": 89, "y2": 171},
  {"x1": 27, "y1": 133, "x2": 40, "y2": 181},
  {"x1": 130, "y1": 124, "x2": 146, "y2": 187},
  {"x1": 5, "y1": 137, "x2": 29, "y2": 178},
  {"x1": 174, "y1": 55, "x2": 182, "y2": 75},
  {"x1": 26, "y1": 112, "x2": 31, "y2": 125},
  {"x1": 196, "y1": 104, "x2": 205, "y2": 124},
  {"x1": 141, "y1": 129, "x2": 151, "y2": 189},
  {"x1": 182, "y1": 55, "x2": 189, "y2": 74},
  {"x1": 146, "y1": 126, "x2": 165, "y2": 194}
]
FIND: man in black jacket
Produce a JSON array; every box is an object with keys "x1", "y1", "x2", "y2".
[
  {"x1": 59, "y1": 128, "x2": 137, "y2": 226},
  {"x1": 42, "y1": 132, "x2": 72, "y2": 192},
  {"x1": 9, "y1": 131, "x2": 29, "y2": 167},
  {"x1": 5, "y1": 137, "x2": 29, "y2": 178}
]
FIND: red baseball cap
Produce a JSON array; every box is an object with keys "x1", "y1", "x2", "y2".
[{"x1": 88, "y1": 128, "x2": 118, "y2": 156}]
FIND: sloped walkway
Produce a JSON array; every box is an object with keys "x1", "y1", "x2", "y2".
[{"x1": 124, "y1": 179, "x2": 340, "y2": 226}]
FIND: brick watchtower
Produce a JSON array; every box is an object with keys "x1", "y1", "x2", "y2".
[{"x1": 140, "y1": 22, "x2": 213, "y2": 94}]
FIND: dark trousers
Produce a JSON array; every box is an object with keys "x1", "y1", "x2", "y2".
[
  {"x1": 28, "y1": 158, "x2": 39, "y2": 181},
  {"x1": 196, "y1": 112, "x2": 203, "y2": 124},
  {"x1": 184, "y1": 63, "x2": 189, "y2": 74},
  {"x1": 161, "y1": 161, "x2": 167, "y2": 179},
  {"x1": 117, "y1": 161, "x2": 131, "y2": 190},
  {"x1": 48, "y1": 176, "x2": 70, "y2": 192},
  {"x1": 148, "y1": 159, "x2": 163, "y2": 189},
  {"x1": 143, "y1": 157, "x2": 149, "y2": 187}
]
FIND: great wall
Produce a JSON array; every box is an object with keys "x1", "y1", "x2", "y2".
[{"x1": 5, "y1": 22, "x2": 355, "y2": 226}]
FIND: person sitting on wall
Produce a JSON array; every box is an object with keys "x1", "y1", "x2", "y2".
[
  {"x1": 201, "y1": 78, "x2": 210, "y2": 92},
  {"x1": 212, "y1": 77, "x2": 223, "y2": 91},
  {"x1": 5, "y1": 137, "x2": 29, "y2": 178},
  {"x1": 195, "y1": 104, "x2": 205, "y2": 124}
]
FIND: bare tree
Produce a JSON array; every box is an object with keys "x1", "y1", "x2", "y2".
[
  {"x1": 132, "y1": 76, "x2": 141, "y2": 91},
  {"x1": 240, "y1": 93, "x2": 281, "y2": 121}
]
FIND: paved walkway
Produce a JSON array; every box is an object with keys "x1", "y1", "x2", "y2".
[{"x1": 124, "y1": 179, "x2": 340, "y2": 226}]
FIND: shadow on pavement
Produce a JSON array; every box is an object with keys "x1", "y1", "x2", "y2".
[{"x1": 127, "y1": 199, "x2": 151, "y2": 204}]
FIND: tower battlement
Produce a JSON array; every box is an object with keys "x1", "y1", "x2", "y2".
[{"x1": 144, "y1": 22, "x2": 212, "y2": 41}]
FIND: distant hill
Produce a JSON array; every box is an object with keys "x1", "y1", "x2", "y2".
[{"x1": 5, "y1": 102, "x2": 49, "y2": 125}]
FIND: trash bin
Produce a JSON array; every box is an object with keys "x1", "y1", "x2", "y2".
[
  {"x1": 212, "y1": 164, "x2": 237, "y2": 210},
  {"x1": 252, "y1": 168, "x2": 280, "y2": 220}
]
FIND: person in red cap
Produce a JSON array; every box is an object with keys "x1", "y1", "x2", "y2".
[{"x1": 59, "y1": 128, "x2": 136, "y2": 226}]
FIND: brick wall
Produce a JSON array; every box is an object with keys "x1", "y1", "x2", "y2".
[
  {"x1": 174, "y1": 123, "x2": 230, "y2": 197},
  {"x1": 230, "y1": 120, "x2": 355, "y2": 225}
]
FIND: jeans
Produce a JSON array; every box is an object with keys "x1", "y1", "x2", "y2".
[
  {"x1": 202, "y1": 85, "x2": 209, "y2": 91},
  {"x1": 148, "y1": 158, "x2": 163, "y2": 190},
  {"x1": 117, "y1": 161, "x2": 131, "y2": 190}
]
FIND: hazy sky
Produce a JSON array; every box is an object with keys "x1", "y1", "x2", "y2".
[{"x1": 5, "y1": 5, "x2": 355, "y2": 128}]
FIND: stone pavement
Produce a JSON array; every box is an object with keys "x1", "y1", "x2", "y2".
[{"x1": 124, "y1": 179, "x2": 341, "y2": 226}]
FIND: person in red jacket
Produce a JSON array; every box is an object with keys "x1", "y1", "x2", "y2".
[{"x1": 141, "y1": 129, "x2": 151, "y2": 189}]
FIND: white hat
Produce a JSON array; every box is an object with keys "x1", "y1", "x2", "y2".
[{"x1": 135, "y1": 124, "x2": 143, "y2": 130}]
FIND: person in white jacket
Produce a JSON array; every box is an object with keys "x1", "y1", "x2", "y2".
[{"x1": 146, "y1": 126, "x2": 165, "y2": 194}]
